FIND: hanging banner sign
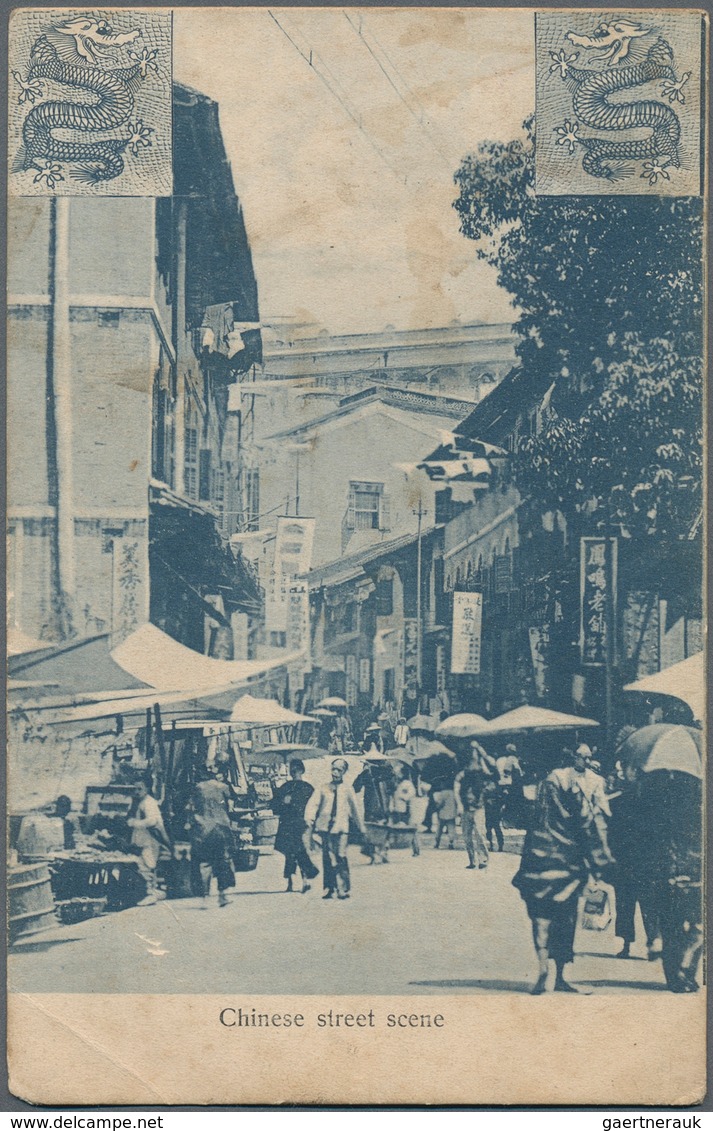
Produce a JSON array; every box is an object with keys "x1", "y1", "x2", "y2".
[
  {"x1": 528, "y1": 625, "x2": 550, "y2": 697},
  {"x1": 451, "y1": 591, "x2": 483, "y2": 675},
  {"x1": 267, "y1": 516, "x2": 316, "y2": 633},
  {"x1": 286, "y1": 579, "x2": 311, "y2": 668},
  {"x1": 580, "y1": 537, "x2": 617, "y2": 667}
]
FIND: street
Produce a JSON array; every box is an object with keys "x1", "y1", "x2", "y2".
[{"x1": 10, "y1": 840, "x2": 668, "y2": 997}]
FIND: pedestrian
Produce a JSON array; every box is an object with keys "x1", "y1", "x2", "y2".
[
  {"x1": 389, "y1": 762, "x2": 420, "y2": 857},
  {"x1": 188, "y1": 767, "x2": 235, "y2": 908},
  {"x1": 572, "y1": 744, "x2": 611, "y2": 855},
  {"x1": 433, "y1": 786, "x2": 457, "y2": 849},
  {"x1": 607, "y1": 766, "x2": 661, "y2": 960},
  {"x1": 54, "y1": 794, "x2": 81, "y2": 850},
  {"x1": 307, "y1": 757, "x2": 367, "y2": 900},
  {"x1": 334, "y1": 710, "x2": 351, "y2": 753},
  {"x1": 128, "y1": 779, "x2": 170, "y2": 905},
  {"x1": 483, "y1": 779, "x2": 505, "y2": 854},
  {"x1": 512, "y1": 748, "x2": 610, "y2": 994},
  {"x1": 363, "y1": 722, "x2": 384, "y2": 754},
  {"x1": 636, "y1": 762, "x2": 702, "y2": 992},
  {"x1": 271, "y1": 758, "x2": 319, "y2": 893},
  {"x1": 420, "y1": 746, "x2": 458, "y2": 840},
  {"x1": 394, "y1": 716, "x2": 410, "y2": 747},
  {"x1": 454, "y1": 744, "x2": 490, "y2": 868},
  {"x1": 496, "y1": 743, "x2": 522, "y2": 824}
]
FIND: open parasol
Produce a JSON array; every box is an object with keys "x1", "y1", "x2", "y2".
[
  {"x1": 435, "y1": 712, "x2": 489, "y2": 739},
  {"x1": 623, "y1": 653, "x2": 704, "y2": 721},
  {"x1": 318, "y1": 696, "x2": 348, "y2": 709},
  {"x1": 407, "y1": 737, "x2": 454, "y2": 762},
  {"x1": 407, "y1": 713, "x2": 435, "y2": 733},
  {"x1": 478, "y1": 705, "x2": 600, "y2": 735},
  {"x1": 383, "y1": 751, "x2": 416, "y2": 767},
  {"x1": 617, "y1": 723, "x2": 703, "y2": 779}
]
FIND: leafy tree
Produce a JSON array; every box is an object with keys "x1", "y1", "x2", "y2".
[{"x1": 453, "y1": 119, "x2": 703, "y2": 539}]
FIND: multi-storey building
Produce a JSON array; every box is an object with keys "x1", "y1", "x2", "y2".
[{"x1": 8, "y1": 84, "x2": 263, "y2": 658}]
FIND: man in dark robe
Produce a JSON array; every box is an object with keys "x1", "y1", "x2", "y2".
[
  {"x1": 513, "y1": 752, "x2": 611, "y2": 994},
  {"x1": 271, "y1": 759, "x2": 319, "y2": 893}
]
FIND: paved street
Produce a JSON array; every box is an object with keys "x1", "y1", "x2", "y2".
[{"x1": 10, "y1": 841, "x2": 668, "y2": 996}]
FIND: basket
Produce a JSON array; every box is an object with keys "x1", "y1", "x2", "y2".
[{"x1": 233, "y1": 848, "x2": 260, "y2": 872}]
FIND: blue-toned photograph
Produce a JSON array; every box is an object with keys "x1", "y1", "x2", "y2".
[{"x1": 7, "y1": 8, "x2": 704, "y2": 1013}]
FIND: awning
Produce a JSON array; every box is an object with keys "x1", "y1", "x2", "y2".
[
  {"x1": 111, "y1": 623, "x2": 302, "y2": 691},
  {"x1": 623, "y1": 652, "x2": 704, "y2": 721},
  {"x1": 230, "y1": 694, "x2": 315, "y2": 725},
  {"x1": 9, "y1": 633, "x2": 148, "y2": 691},
  {"x1": 7, "y1": 627, "x2": 56, "y2": 657},
  {"x1": 40, "y1": 681, "x2": 263, "y2": 725},
  {"x1": 419, "y1": 456, "x2": 492, "y2": 483}
]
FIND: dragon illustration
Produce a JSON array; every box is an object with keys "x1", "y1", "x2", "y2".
[
  {"x1": 555, "y1": 26, "x2": 685, "y2": 181},
  {"x1": 16, "y1": 17, "x2": 151, "y2": 185},
  {"x1": 566, "y1": 21, "x2": 649, "y2": 66}
]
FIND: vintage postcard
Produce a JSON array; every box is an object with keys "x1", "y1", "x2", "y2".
[{"x1": 6, "y1": 5, "x2": 707, "y2": 1107}]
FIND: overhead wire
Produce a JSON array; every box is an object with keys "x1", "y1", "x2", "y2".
[
  {"x1": 341, "y1": 10, "x2": 453, "y2": 171},
  {"x1": 267, "y1": 9, "x2": 407, "y2": 184}
]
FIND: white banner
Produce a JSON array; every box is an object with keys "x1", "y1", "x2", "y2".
[
  {"x1": 450, "y1": 591, "x2": 482, "y2": 675},
  {"x1": 267, "y1": 516, "x2": 316, "y2": 633}
]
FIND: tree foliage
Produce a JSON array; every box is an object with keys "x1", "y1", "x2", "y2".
[{"x1": 453, "y1": 120, "x2": 703, "y2": 539}]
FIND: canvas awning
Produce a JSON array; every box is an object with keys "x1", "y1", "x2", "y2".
[
  {"x1": 230, "y1": 694, "x2": 315, "y2": 725},
  {"x1": 623, "y1": 653, "x2": 704, "y2": 721},
  {"x1": 7, "y1": 627, "x2": 55, "y2": 657},
  {"x1": 111, "y1": 623, "x2": 302, "y2": 691}
]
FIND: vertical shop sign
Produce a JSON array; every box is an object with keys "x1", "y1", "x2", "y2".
[
  {"x1": 451, "y1": 591, "x2": 482, "y2": 675},
  {"x1": 580, "y1": 537, "x2": 617, "y2": 667}
]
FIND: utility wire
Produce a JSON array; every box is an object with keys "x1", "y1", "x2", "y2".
[
  {"x1": 343, "y1": 10, "x2": 454, "y2": 169},
  {"x1": 267, "y1": 9, "x2": 407, "y2": 184}
]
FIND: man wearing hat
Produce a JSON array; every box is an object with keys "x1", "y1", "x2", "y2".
[{"x1": 307, "y1": 758, "x2": 367, "y2": 900}]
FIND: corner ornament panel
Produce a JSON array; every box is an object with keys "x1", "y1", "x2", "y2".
[
  {"x1": 9, "y1": 8, "x2": 172, "y2": 196},
  {"x1": 535, "y1": 10, "x2": 703, "y2": 196}
]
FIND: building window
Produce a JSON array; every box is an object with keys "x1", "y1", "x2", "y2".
[
  {"x1": 346, "y1": 481, "x2": 387, "y2": 531},
  {"x1": 199, "y1": 449, "x2": 212, "y2": 501},
  {"x1": 245, "y1": 468, "x2": 260, "y2": 531},
  {"x1": 185, "y1": 426, "x2": 198, "y2": 499},
  {"x1": 375, "y1": 576, "x2": 394, "y2": 617}
]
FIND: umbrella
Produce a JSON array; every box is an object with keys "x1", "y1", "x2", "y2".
[
  {"x1": 318, "y1": 696, "x2": 348, "y2": 709},
  {"x1": 623, "y1": 653, "x2": 704, "y2": 721},
  {"x1": 406, "y1": 737, "x2": 453, "y2": 761},
  {"x1": 435, "y1": 712, "x2": 489, "y2": 739},
  {"x1": 360, "y1": 750, "x2": 391, "y2": 762},
  {"x1": 248, "y1": 743, "x2": 329, "y2": 764},
  {"x1": 407, "y1": 713, "x2": 435, "y2": 733},
  {"x1": 384, "y1": 749, "x2": 415, "y2": 766},
  {"x1": 478, "y1": 705, "x2": 600, "y2": 736},
  {"x1": 617, "y1": 724, "x2": 703, "y2": 779}
]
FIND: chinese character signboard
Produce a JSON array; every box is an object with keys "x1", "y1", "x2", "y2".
[
  {"x1": 267, "y1": 517, "x2": 316, "y2": 634},
  {"x1": 528, "y1": 625, "x2": 550, "y2": 697},
  {"x1": 451, "y1": 591, "x2": 482, "y2": 675},
  {"x1": 403, "y1": 617, "x2": 419, "y2": 692},
  {"x1": 580, "y1": 537, "x2": 617, "y2": 667}
]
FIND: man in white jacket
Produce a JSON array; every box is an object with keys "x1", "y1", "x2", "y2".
[{"x1": 307, "y1": 758, "x2": 366, "y2": 900}]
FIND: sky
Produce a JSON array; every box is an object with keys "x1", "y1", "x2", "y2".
[{"x1": 174, "y1": 8, "x2": 534, "y2": 336}]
